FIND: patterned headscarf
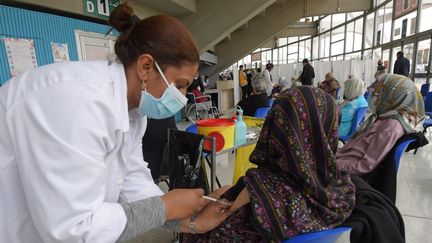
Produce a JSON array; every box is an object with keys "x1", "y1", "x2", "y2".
[
  {"x1": 245, "y1": 86, "x2": 355, "y2": 242},
  {"x1": 358, "y1": 74, "x2": 425, "y2": 135}
]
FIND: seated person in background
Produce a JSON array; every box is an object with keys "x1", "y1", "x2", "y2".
[
  {"x1": 271, "y1": 76, "x2": 291, "y2": 97},
  {"x1": 338, "y1": 77, "x2": 369, "y2": 137},
  {"x1": 318, "y1": 72, "x2": 340, "y2": 99},
  {"x1": 187, "y1": 78, "x2": 208, "y2": 103},
  {"x1": 237, "y1": 74, "x2": 270, "y2": 116},
  {"x1": 367, "y1": 69, "x2": 386, "y2": 93},
  {"x1": 337, "y1": 74, "x2": 425, "y2": 175},
  {"x1": 184, "y1": 86, "x2": 355, "y2": 242}
]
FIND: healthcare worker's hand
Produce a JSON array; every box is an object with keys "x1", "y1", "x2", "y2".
[{"x1": 161, "y1": 189, "x2": 206, "y2": 221}]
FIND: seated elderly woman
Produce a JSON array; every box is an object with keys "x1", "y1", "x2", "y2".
[
  {"x1": 185, "y1": 86, "x2": 356, "y2": 242},
  {"x1": 318, "y1": 72, "x2": 340, "y2": 99},
  {"x1": 337, "y1": 74, "x2": 425, "y2": 175},
  {"x1": 237, "y1": 74, "x2": 270, "y2": 116},
  {"x1": 338, "y1": 77, "x2": 369, "y2": 137},
  {"x1": 271, "y1": 76, "x2": 291, "y2": 97}
]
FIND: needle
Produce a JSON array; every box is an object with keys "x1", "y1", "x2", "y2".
[{"x1": 202, "y1": 196, "x2": 232, "y2": 206}]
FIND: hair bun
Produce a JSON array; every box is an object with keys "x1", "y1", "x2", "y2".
[{"x1": 109, "y1": 3, "x2": 134, "y2": 33}]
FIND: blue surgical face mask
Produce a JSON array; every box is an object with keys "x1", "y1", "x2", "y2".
[{"x1": 138, "y1": 61, "x2": 188, "y2": 119}]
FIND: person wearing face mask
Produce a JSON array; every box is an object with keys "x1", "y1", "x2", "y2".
[{"x1": 0, "y1": 4, "x2": 232, "y2": 243}]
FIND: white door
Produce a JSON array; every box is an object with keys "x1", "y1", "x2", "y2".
[{"x1": 75, "y1": 30, "x2": 116, "y2": 61}]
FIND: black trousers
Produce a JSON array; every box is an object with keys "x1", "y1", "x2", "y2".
[{"x1": 241, "y1": 85, "x2": 249, "y2": 100}]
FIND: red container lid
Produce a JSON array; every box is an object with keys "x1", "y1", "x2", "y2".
[{"x1": 196, "y1": 118, "x2": 235, "y2": 127}]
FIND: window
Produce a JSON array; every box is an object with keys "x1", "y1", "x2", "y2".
[
  {"x1": 404, "y1": 43, "x2": 414, "y2": 74},
  {"x1": 382, "y1": 2, "x2": 393, "y2": 44},
  {"x1": 382, "y1": 49, "x2": 390, "y2": 69},
  {"x1": 332, "y1": 26, "x2": 345, "y2": 42},
  {"x1": 347, "y1": 11, "x2": 363, "y2": 21},
  {"x1": 305, "y1": 39, "x2": 312, "y2": 60},
  {"x1": 373, "y1": 48, "x2": 382, "y2": 60},
  {"x1": 354, "y1": 18, "x2": 364, "y2": 51},
  {"x1": 332, "y1": 13, "x2": 346, "y2": 28},
  {"x1": 331, "y1": 41, "x2": 345, "y2": 56},
  {"x1": 346, "y1": 22, "x2": 355, "y2": 53},
  {"x1": 420, "y1": 0, "x2": 432, "y2": 32},
  {"x1": 288, "y1": 37, "x2": 299, "y2": 44},
  {"x1": 272, "y1": 49, "x2": 279, "y2": 64},
  {"x1": 278, "y1": 38, "x2": 287, "y2": 47},
  {"x1": 375, "y1": 0, "x2": 387, "y2": 7},
  {"x1": 393, "y1": 11, "x2": 417, "y2": 40},
  {"x1": 312, "y1": 37, "x2": 319, "y2": 59},
  {"x1": 288, "y1": 43, "x2": 298, "y2": 54},
  {"x1": 320, "y1": 15, "x2": 331, "y2": 33},
  {"x1": 320, "y1": 33, "x2": 331, "y2": 58},
  {"x1": 375, "y1": 6, "x2": 385, "y2": 45},
  {"x1": 364, "y1": 13, "x2": 374, "y2": 49},
  {"x1": 416, "y1": 39, "x2": 431, "y2": 74},
  {"x1": 299, "y1": 41, "x2": 306, "y2": 60}
]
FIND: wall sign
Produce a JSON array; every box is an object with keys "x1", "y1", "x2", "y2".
[
  {"x1": 394, "y1": 0, "x2": 418, "y2": 19},
  {"x1": 51, "y1": 43, "x2": 70, "y2": 63},
  {"x1": 84, "y1": 0, "x2": 120, "y2": 19}
]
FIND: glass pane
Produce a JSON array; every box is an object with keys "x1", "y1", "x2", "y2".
[
  {"x1": 382, "y1": 2, "x2": 393, "y2": 44},
  {"x1": 332, "y1": 13, "x2": 346, "y2": 28},
  {"x1": 331, "y1": 41, "x2": 344, "y2": 56},
  {"x1": 393, "y1": 11, "x2": 417, "y2": 40},
  {"x1": 345, "y1": 52, "x2": 361, "y2": 59},
  {"x1": 420, "y1": 0, "x2": 432, "y2": 32},
  {"x1": 346, "y1": 22, "x2": 354, "y2": 53},
  {"x1": 382, "y1": 49, "x2": 390, "y2": 69},
  {"x1": 403, "y1": 43, "x2": 414, "y2": 75},
  {"x1": 347, "y1": 11, "x2": 363, "y2": 21},
  {"x1": 312, "y1": 37, "x2": 319, "y2": 59},
  {"x1": 299, "y1": 35, "x2": 310, "y2": 41},
  {"x1": 391, "y1": 46, "x2": 402, "y2": 72},
  {"x1": 332, "y1": 26, "x2": 345, "y2": 42},
  {"x1": 305, "y1": 39, "x2": 312, "y2": 60},
  {"x1": 364, "y1": 13, "x2": 374, "y2": 49},
  {"x1": 288, "y1": 54, "x2": 297, "y2": 63},
  {"x1": 375, "y1": 0, "x2": 386, "y2": 7},
  {"x1": 272, "y1": 49, "x2": 278, "y2": 64},
  {"x1": 414, "y1": 78, "x2": 427, "y2": 92},
  {"x1": 288, "y1": 37, "x2": 299, "y2": 44},
  {"x1": 288, "y1": 43, "x2": 298, "y2": 54},
  {"x1": 373, "y1": 48, "x2": 382, "y2": 60},
  {"x1": 320, "y1": 15, "x2": 331, "y2": 33},
  {"x1": 375, "y1": 6, "x2": 385, "y2": 45},
  {"x1": 354, "y1": 18, "x2": 364, "y2": 51},
  {"x1": 278, "y1": 38, "x2": 287, "y2": 47},
  {"x1": 364, "y1": 49, "x2": 373, "y2": 59},
  {"x1": 299, "y1": 41, "x2": 305, "y2": 60},
  {"x1": 416, "y1": 39, "x2": 431, "y2": 74},
  {"x1": 320, "y1": 33, "x2": 331, "y2": 58}
]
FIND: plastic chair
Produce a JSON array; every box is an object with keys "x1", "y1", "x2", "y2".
[
  {"x1": 425, "y1": 92, "x2": 432, "y2": 117},
  {"x1": 269, "y1": 98, "x2": 275, "y2": 107},
  {"x1": 185, "y1": 124, "x2": 198, "y2": 134},
  {"x1": 335, "y1": 87, "x2": 341, "y2": 100},
  {"x1": 394, "y1": 139, "x2": 416, "y2": 172},
  {"x1": 339, "y1": 107, "x2": 369, "y2": 143},
  {"x1": 420, "y1": 83, "x2": 430, "y2": 97},
  {"x1": 364, "y1": 91, "x2": 372, "y2": 101},
  {"x1": 283, "y1": 227, "x2": 352, "y2": 243},
  {"x1": 254, "y1": 107, "x2": 271, "y2": 118}
]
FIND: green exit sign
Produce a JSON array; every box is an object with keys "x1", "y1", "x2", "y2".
[{"x1": 83, "y1": 0, "x2": 120, "y2": 20}]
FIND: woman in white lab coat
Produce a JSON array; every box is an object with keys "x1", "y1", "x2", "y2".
[{"x1": 0, "y1": 4, "x2": 231, "y2": 243}]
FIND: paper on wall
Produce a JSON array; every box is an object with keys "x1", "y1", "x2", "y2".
[
  {"x1": 51, "y1": 42, "x2": 70, "y2": 63},
  {"x1": 3, "y1": 37, "x2": 38, "y2": 77}
]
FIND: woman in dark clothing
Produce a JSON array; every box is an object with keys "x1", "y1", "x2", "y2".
[{"x1": 237, "y1": 74, "x2": 270, "y2": 116}]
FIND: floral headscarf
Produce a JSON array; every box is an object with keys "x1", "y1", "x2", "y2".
[{"x1": 245, "y1": 86, "x2": 355, "y2": 242}]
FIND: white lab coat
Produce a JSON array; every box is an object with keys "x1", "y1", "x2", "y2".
[{"x1": 0, "y1": 60, "x2": 163, "y2": 243}]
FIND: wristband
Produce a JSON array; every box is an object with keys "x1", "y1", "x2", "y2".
[{"x1": 188, "y1": 214, "x2": 198, "y2": 234}]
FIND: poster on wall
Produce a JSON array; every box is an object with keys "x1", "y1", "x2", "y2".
[
  {"x1": 3, "y1": 37, "x2": 38, "y2": 77},
  {"x1": 51, "y1": 43, "x2": 70, "y2": 63},
  {"x1": 394, "y1": 0, "x2": 418, "y2": 19},
  {"x1": 251, "y1": 52, "x2": 261, "y2": 62}
]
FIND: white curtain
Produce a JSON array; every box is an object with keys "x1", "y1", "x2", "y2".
[
  {"x1": 350, "y1": 60, "x2": 364, "y2": 80},
  {"x1": 364, "y1": 59, "x2": 378, "y2": 87}
]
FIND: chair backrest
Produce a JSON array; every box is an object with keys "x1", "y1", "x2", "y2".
[
  {"x1": 185, "y1": 124, "x2": 198, "y2": 134},
  {"x1": 269, "y1": 98, "x2": 275, "y2": 107},
  {"x1": 254, "y1": 107, "x2": 271, "y2": 118},
  {"x1": 335, "y1": 87, "x2": 341, "y2": 100},
  {"x1": 364, "y1": 91, "x2": 372, "y2": 101},
  {"x1": 283, "y1": 227, "x2": 352, "y2": 243},
  {"x1": 425, "y1": 92, "x2": 432, "y2": 113},
  {"x1": 348, "y1": 107, "x2": 368, "y2": 136},
  {"x1": 420, "y1": 83, "x2": 431, "y2": 97},
  {"x1": 393, "y1": 138, "x2": 416, "y2": 172}
]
